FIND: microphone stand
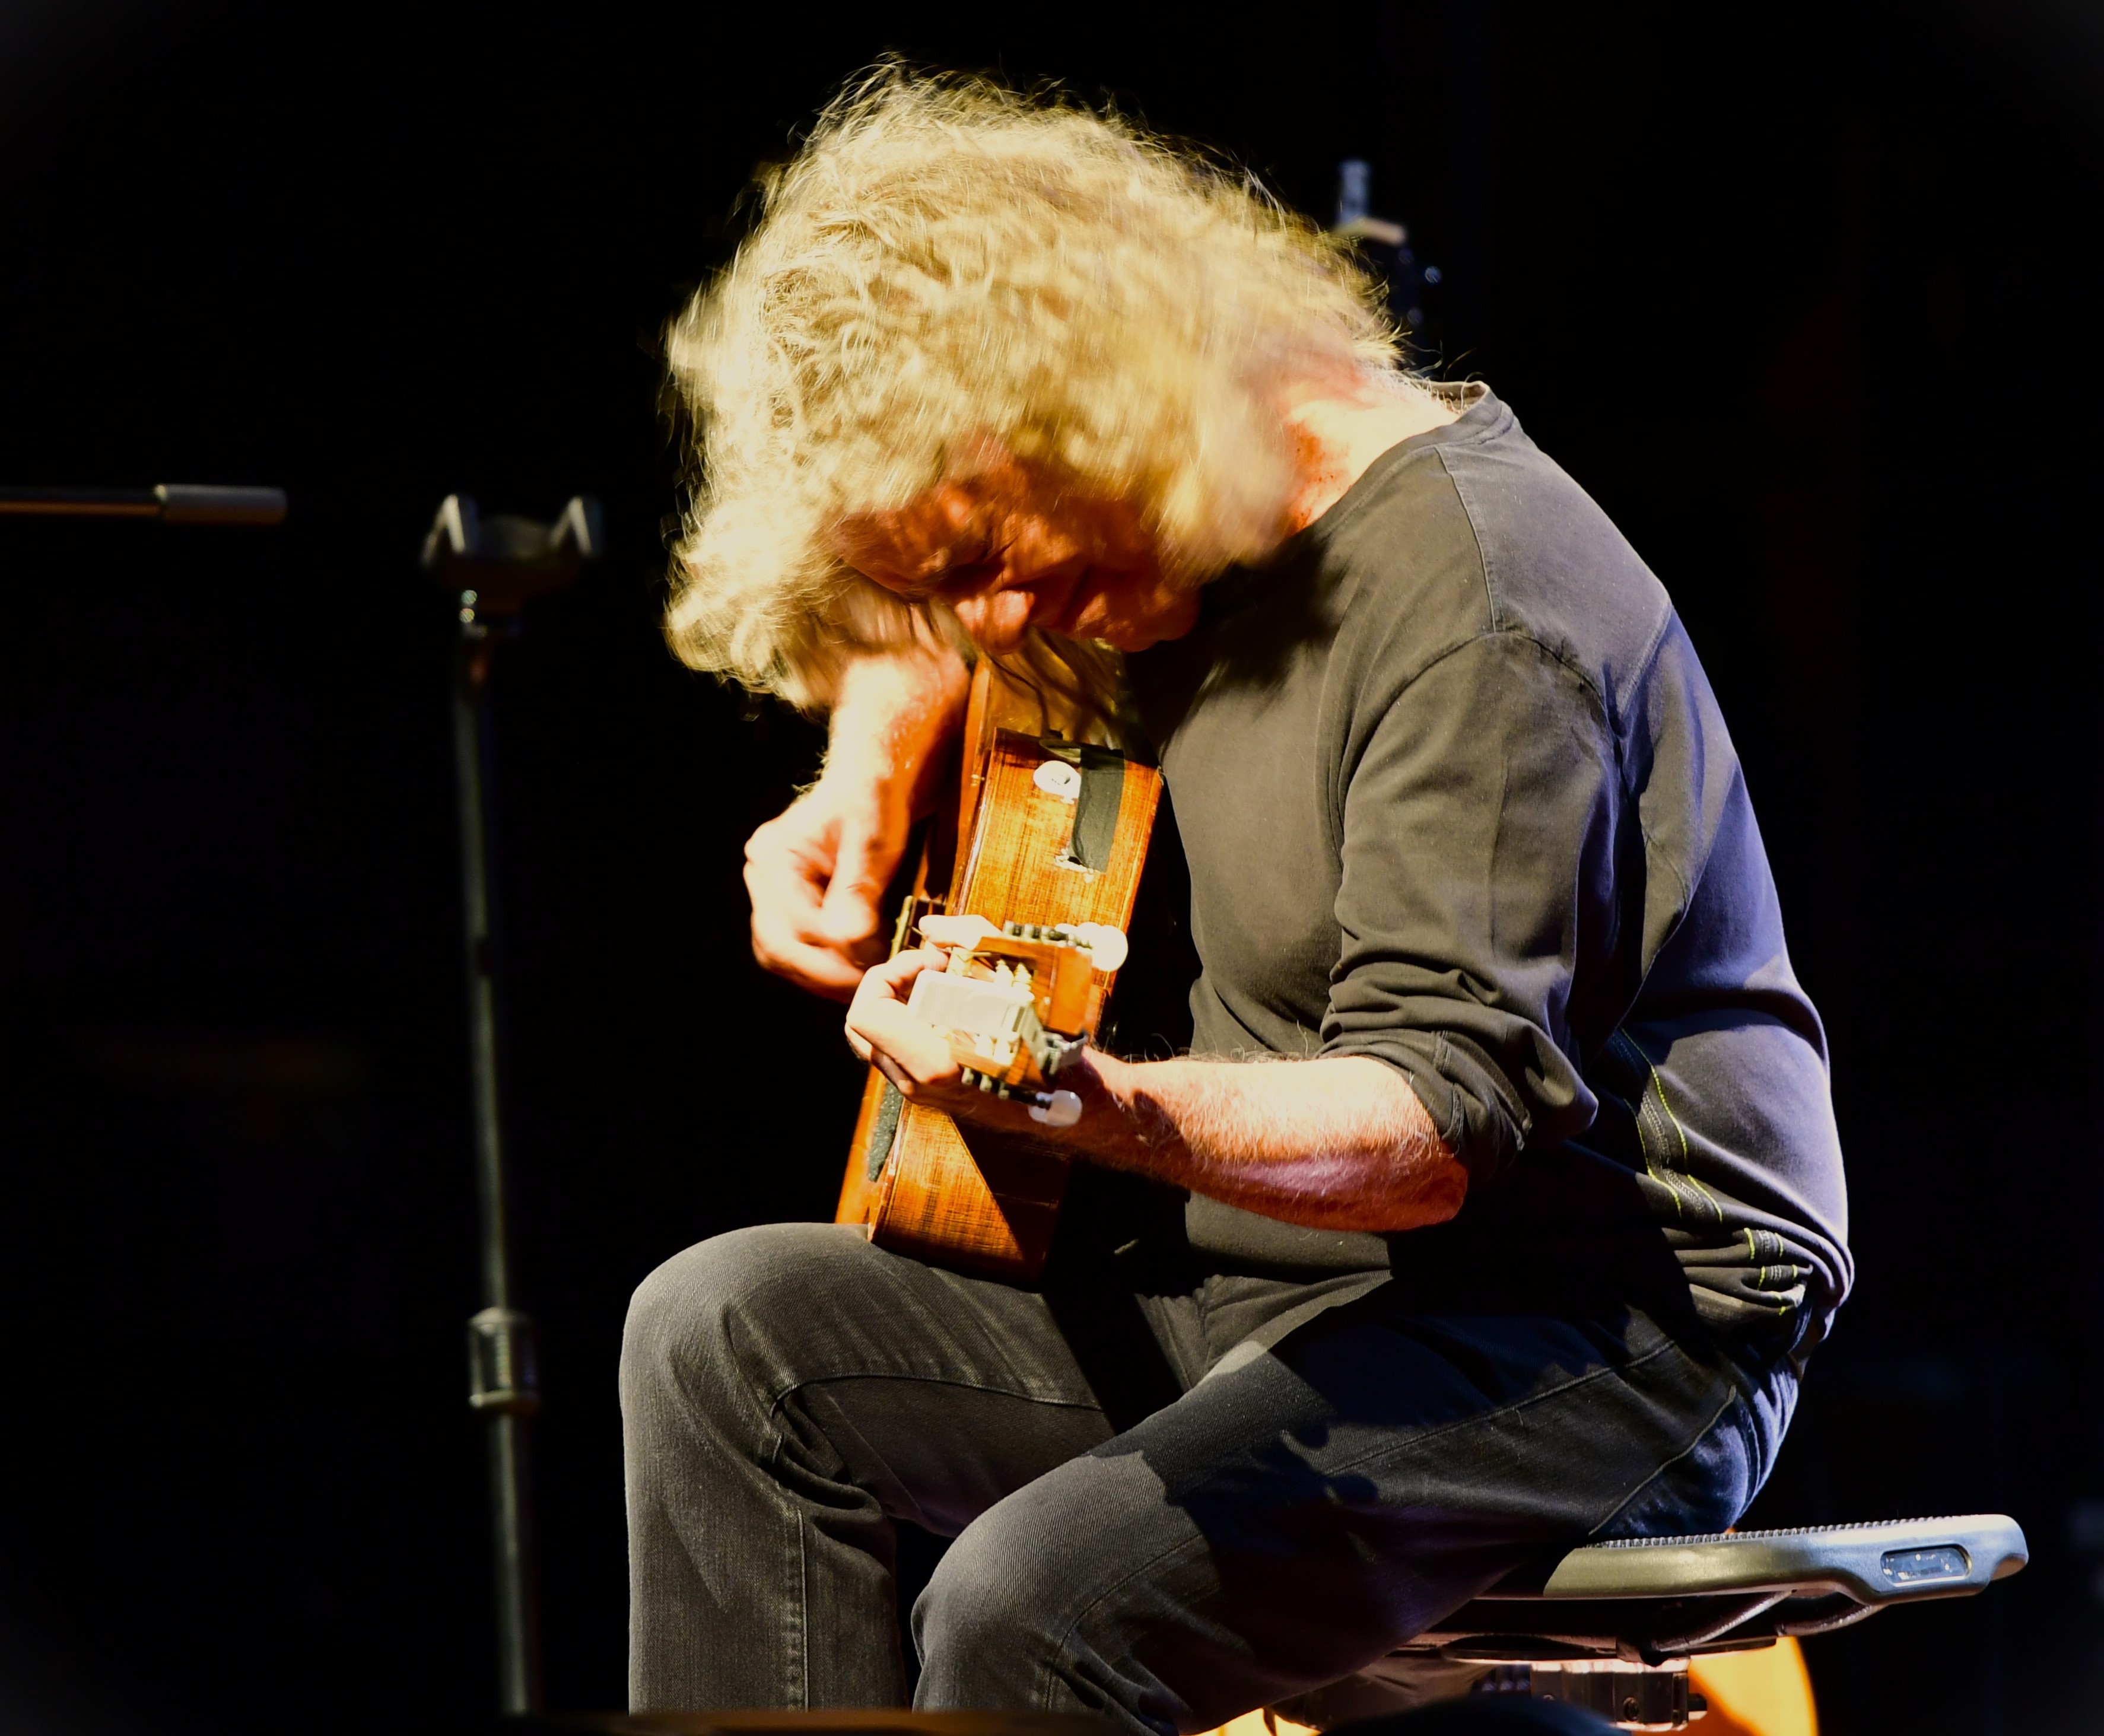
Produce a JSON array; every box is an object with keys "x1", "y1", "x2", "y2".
[{"x1": 422, "y1": 492, "x2": 602, "y2": 1717}]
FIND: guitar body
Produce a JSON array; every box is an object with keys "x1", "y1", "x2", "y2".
[{"x1": 835, "y1": 664, "x2": 1161, "y2": 1280}]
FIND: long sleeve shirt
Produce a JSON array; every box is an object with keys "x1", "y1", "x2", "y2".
[{"x1": 1125, "y1": 384, "x2": 1851, "y2": 1356}]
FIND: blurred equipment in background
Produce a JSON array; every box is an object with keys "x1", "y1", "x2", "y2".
[
  {"x1": 1332, "y1": 158, "x2": 1444, "y2": 349},
  {"x1": 423, "y1": 491, "x2": 603, "y2": 1716},
  {"x1": 0, "y1": 482, "x2": 287, "y2": 523}
]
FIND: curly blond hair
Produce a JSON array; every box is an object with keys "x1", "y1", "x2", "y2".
[{"x1": 664, "y1": 66, "x2": 1402, "y2": 713}]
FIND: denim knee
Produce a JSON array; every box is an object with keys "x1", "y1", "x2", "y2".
[
  {"x1": 620, "y1": 1222, "x2": 860, "y2": 1418},
  {"x1": 915, "y1": 1492, "x2": 1095, "y2": 1680}
]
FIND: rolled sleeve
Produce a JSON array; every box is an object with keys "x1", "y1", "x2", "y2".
[{"x1": 1321, "y1": 632, "x2": 1622, "y2": 1183}]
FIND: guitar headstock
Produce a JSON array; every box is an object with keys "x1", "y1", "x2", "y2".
[{"x1": 907, "y1": 915, "x2": 1124, "y2": 1092}]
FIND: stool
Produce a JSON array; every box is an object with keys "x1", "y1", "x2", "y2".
[{"x1": 1388, "y1": 1514, "x2": 2029, "y2": 1731}]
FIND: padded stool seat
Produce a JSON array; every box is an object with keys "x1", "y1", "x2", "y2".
[{"x1": 1391, "y1": 1514, "x2": 2027, "y2": 1729}]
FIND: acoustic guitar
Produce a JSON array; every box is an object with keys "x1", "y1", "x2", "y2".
[{"x1": 834, "y1": 661, "x2": 1162, "y2": 1280}]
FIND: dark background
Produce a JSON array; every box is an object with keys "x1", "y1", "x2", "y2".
[{"x1": 4, "y1": 2, "x2": 2101, "y2": 1732}]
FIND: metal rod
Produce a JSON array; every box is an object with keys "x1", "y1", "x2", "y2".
[
  {"x1": 452, "y1": 626, "x2": 544, "y2": 1715},
  {"x1": 453, "y1": 653, "x2": 512, "y2": 1312},
  {"x1": 488, "y1": 1411, "x2": 542, "y2": 1715},
  {"x1": 0, "y1": 483, "x2": 287, "y2": 523},
  {"x1": 0, "y1": 488, "x2": 158, "y2": 517}
]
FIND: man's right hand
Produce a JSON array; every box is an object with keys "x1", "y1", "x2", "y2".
[
  {"x1": 743, "y1": 772, "x2": 911, "y2": 1002},
  {"x1": 742, "y1": 641, "x2": 972, "y2": 1002}
]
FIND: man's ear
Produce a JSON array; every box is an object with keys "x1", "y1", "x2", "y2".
[
  {"x1": 826, "y1": 506, "x2": 916, "y2": 588},
  {"x1": 829, "y1": 476, "x2": 1000, "y2": 592}
]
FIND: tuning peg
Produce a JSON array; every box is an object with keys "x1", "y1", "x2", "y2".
[
  {"x1": 918, "y1": 914, "x2": 1002, "y2": 948},
  {"x1": 1026, "y1": 1089, "x2": 1083, "y2": 1128}
]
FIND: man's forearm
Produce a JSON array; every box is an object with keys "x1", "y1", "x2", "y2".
[
  {"x1": 822, "y1": 641, "x2": 972, "y2": 818},
  {"x1": 1063, "y1": 1051, "x2": 1467, "y2": 1233}
]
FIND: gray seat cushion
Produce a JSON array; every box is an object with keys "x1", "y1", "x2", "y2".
[{"x1": 1400, "y1": 1515, "x2": 2027, "y2": 1665}]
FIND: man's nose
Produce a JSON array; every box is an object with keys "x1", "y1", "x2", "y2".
[{"x1": 954, "y1": 589, "x2": 1032, "y2": 654}]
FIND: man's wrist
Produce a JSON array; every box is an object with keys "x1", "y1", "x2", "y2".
[{"x1": 1061, "y1": 1050, "x2": 1175, "y2": 1174}]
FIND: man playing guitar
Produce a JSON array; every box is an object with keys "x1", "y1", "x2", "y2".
[{"x1": 621, "y1": 68, "x2": 1849, "y2": 1732}]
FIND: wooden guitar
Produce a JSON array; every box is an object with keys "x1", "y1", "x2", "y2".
[{"x1": 834, "y1": 662, "x2": 1161, "y2": 1280}]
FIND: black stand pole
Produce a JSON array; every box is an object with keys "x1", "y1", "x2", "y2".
[
  {"x1": 455, "y1": 624, "x2": 544, "y2": 1716},
  {"x1": 426, "y1": 491, "x2": 600, "y2": 1717}
]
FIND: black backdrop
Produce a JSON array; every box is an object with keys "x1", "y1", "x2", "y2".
[{"x1": 4, "y1": 4, "x2": 2102, "y2": 1732}]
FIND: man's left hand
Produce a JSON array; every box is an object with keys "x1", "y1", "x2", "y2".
[{"x1": 844, "y1": 948, "x2": 1091, "y2": 1137}]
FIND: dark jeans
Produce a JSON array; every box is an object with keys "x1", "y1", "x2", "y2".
[{"x1": 621, "y1": 1223, "x2": 1793, "y2": 1734}]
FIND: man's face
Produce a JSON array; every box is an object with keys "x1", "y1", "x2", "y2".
[{"x1": 832, "y1": 455, "x2": 1200, "y2": 655}]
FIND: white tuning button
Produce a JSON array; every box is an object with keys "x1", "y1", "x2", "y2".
[
  {"x1": 1028, "y1": 1089, "x2": 1083, "y2": 1128},
  {"x1": 1033, "y1": 759, "x2": 1082, "y2": 800},
  {"x1": 1072, "y1": 923, "x2": 1129, "y2": 971},
  {"x1": 918, "y1": 914, "x2": 1002, "y2": 948}
]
